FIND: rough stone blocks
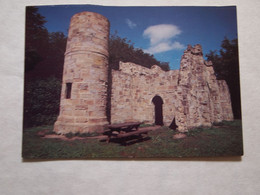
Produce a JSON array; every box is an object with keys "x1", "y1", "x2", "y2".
[{"x1": 54, "y1": 12, "x2": 109, "y2": 134}]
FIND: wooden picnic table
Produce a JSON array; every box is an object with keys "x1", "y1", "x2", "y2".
[
  {"x1": 106, "y1": 122, "x2": 150, "y2": 144},
  {"x1": 107, "y1": 122, "x2": 142, "y2": 132}
]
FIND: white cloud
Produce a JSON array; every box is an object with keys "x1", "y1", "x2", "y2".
[
  {"x1": 143, "y1": 24, "x2": 181, "y2": 45},
  {"x1": 144, "y1": 41, "x2": 185, "y2": 54},
  {"x1": 126, "y1": 18, "x2": 137, "y2": 29},
  {"x1": 171, "y1": 41, "x2": 186, "y2": 49},
  {"x1": 143, "y1": 24, "x2": 185, "y2": 54}
]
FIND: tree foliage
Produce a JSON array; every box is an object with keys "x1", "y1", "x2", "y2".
[
  {"x1": 25, "y1": 7, "x2": 49, "y2": 71},
  {"x1": 43, "y1": 32, "x2": 67, "y2": 79},
  {"x1": 24, "y1": 7, "x2": 66, "y2": 127},
  {"x1": 25, "y1": 7, "x2": 67, "y2": 78},
  {"x1": 206, "y1": 38, "x2": 241, "y2": 119},
  {"x1": 109, "y1": 32, "x2": 170, "y2": 71},
  {"x1": 23, "y1": 77, "x2": 61, "y2": 127}
]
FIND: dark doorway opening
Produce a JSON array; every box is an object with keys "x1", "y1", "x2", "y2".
[
  {"x1": 152, "y1": 95, "x2": 164, "y2": 126},
  {"x1": 169, "y1": 117, "x2": 178, "y2": 130}
]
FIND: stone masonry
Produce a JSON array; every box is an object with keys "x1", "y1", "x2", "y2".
[
  {"x1": 111, "y1": 62, "x2": 179, "y2": 126},
  {"x1": 54, "y1": 12, "x2": 109, "y2": 134},
  {"x1": 173, "y1": 44, "x2": 233, "y2": 131},
  {"x1": 54, "y1": 11, "x2": 233, "y2": 134}
]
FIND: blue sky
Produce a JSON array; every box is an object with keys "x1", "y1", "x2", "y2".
[{"x1": 37, "y1": 5, "x2": 238, "y2": 70}]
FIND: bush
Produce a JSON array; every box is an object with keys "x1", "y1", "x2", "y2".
[{"x1": 23, "y1": 77, "x2": 61, "y2": 127}]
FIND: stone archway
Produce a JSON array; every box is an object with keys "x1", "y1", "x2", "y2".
[{"x1": 152, "y1": 95, "x2": 164, "y2": 126}]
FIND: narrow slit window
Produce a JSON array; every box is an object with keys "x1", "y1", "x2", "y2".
[{"x1": 65, "y1": 83, "x2": 72, "y2": 99}]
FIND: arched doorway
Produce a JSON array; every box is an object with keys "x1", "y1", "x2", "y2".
[{"x1": 152, "y1": 95, "x2": 164, "y2": 125}]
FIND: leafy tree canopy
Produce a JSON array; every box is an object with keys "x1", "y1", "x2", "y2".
[
  {"x1": 25, "y1": 7, "x2": 49, "y2": 71},
  {"x1": 24, "y1": 7, "x2": 67, "y2": 127},
  {"x1": 206, "y1": 37, "x2": 241, "y2": 119},
  {"x1": 25, "y1": 7, "x2": 67, "y2": 79},
  {"x1": 109, "y1": 32, "x2": 170, "y2": 71}
]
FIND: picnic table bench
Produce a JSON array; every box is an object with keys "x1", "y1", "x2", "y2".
[
  {"x1": 106, "y1": 122, "x2": 151, "y2": 144},
  {"x1": 107, "y1": 122, "x2": 142, "y2": 132}
]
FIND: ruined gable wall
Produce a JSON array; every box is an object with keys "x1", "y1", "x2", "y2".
[
  {"x1": 175, "y1": 45, "x2": 233, "y2": 131},
  {"x1": 111, "y1": 51, "x2": 233, "y2": 132},
  {"x1": 111, "y1": 62, "x2": 179, "y2": 126}
]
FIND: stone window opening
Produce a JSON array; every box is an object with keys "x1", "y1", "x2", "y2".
[{"x1": 65, "y1": 83, "x2": 72, "y2": 99}]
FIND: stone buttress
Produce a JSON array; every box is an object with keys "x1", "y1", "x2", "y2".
[{"x1": 54, "y1": 12, "x2": 110, "y2": 134}]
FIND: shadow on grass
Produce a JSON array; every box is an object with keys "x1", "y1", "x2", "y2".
[{"x1": 100, "y1": 135, "x2": 152, "y2": 146}]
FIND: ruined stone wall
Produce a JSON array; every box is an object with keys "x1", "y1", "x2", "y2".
[
  {"x1": 111, "y1": 45, "x2": 233, "y2": 132},
  {"x1": 175, "y1": 45, "x2": 233, "y2": 131},
  {"x1": 111, "y1": 62, "x2": 179, "y2": 126},
  {"x1": 54, "y1": 12, "x2": 110, "y2": 134}
]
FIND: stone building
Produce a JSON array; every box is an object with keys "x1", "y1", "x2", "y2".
[{"x1": 54, "y1": 11, "x2": 233, "y2": 134}]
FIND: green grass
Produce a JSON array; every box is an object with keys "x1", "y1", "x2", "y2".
[
  {"x1": 22, "y1": 120, "x2": 243, "y2": 159},
  {"x1": 139, "y1": 123, "x2": 154, "y2": 128},
  {"x1": 64, "y1": 132, "x2": 100, "y2": 139}
]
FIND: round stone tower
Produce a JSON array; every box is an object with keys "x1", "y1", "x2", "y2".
[{"x1": 54, "y1": 12, "x2": 110, "y2": 134}]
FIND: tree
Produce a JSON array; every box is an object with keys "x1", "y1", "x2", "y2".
[
  {"x1": 25, "y1": 6, "x2": 49, "y2": 71},
  {"x1": 109, "y1": 32, "x2": 170, "y2": 71},
  {"x1": 206, "y1": 38, "x2": 241, "y2": 119},
  {"x1": 25, "y1": 7, "x2": 67, "y2": 78},
  {"x1": 23, "y1": 77, "x2": 61, "y2": 127},
  {"x1": 44, "y1": 32, "x2": 67, "y2": 79},
  {"x1": 24, "y1": 7, "x2": 67, "y2": 127}
]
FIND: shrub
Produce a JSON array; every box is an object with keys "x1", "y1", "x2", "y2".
[{"x1": 23, "y1": 77, "x2": 61, "y2": 127}]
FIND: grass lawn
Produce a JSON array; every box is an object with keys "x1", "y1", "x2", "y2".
[{"x1": 22, "y1": 120, "x2": 243, "y2": 159}]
